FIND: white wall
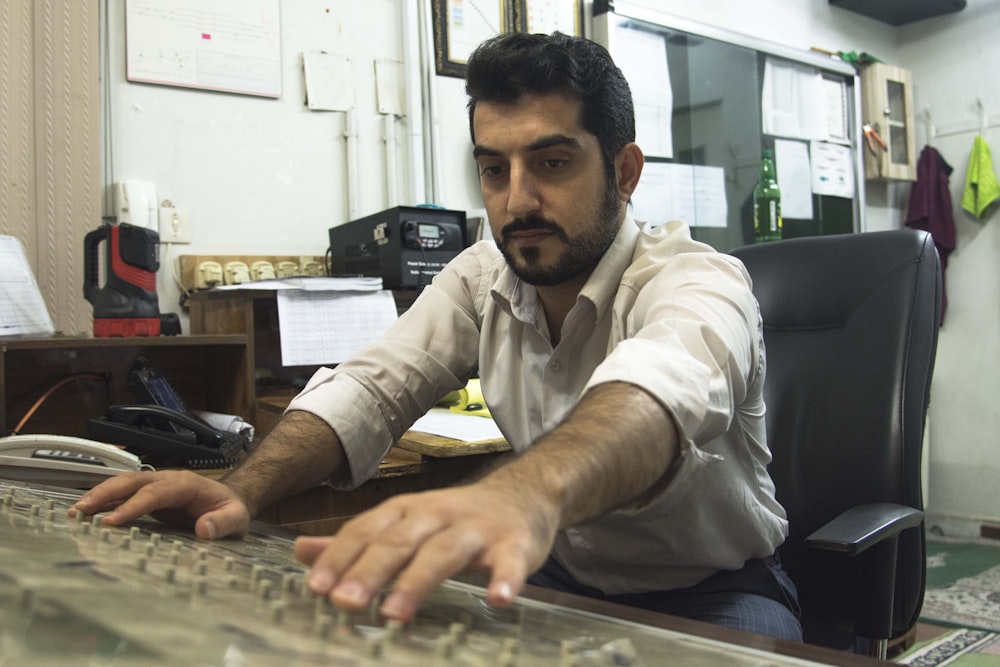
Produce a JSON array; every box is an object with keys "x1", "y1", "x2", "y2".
[
  {"x1": 897, "y1": 0, "x2": 1000, "y2": 527},
  {"x1": 107, "y1": 0, "x2": 1000, "y2": 527},
  {"x1": 105, "y1": 0, "x2": 410, "y2": 319}
]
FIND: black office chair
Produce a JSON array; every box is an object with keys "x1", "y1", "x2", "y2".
[{"x1": 730, "y1": 229, "x2": 941, "y2": 658}]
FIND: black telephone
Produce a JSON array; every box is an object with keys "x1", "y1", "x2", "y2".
[{"x1": 86, "y1": 358, "x2": 248, "y2": 468}]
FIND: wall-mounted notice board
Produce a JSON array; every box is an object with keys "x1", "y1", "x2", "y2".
[
  {"x1": 592, "y1": 1, "x2": 865, "y2": 251},
  {"x1": 125, "y1": 0, "x2": 282, "y2": 98}
]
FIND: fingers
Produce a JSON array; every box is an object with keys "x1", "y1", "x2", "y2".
[
  {"x1": 316, "y1": 526, "x2": 483, "y2": 620},
  {"x1": 70, "y1": 470, "x2": 248, "y2": 539},
  {"x1": 194, "y1": 505, "x2": 250, "y2": 540},
  {"x1": 72, "y1": 471, "x2": 162, "y2": 522},
  {"x1": 378, "y1": 528, "x2": 487, "y2": 619},
  {"x1": 297, "y1": 491, "x2": 540, "y2": 622},
  {"x1": 484, "y1": 548, "x2": 529, "y2": 608},
  {"x1": 294, "y1": 535, "x2": 333, "y2": 566},
  {"x1": 301, "y1": 499, "x2": 420, "y2": 604}
]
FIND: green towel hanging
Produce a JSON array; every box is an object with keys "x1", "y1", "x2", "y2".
[{"x1": 961, "y1": 135, "x2": 1000, "y2": 219}]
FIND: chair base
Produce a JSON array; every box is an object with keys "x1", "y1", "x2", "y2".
[{"x1": 887, "y1": 625, "x2": 919, "y2": 659}]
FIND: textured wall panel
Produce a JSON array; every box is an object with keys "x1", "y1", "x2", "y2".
[
  {"x1": 0, "y1": 0, "x2": 37, "y2": 258},
  {"x1": 32, "y1": 0, "x2": 100, "y2": 336},
  {"x1": 1, "y1": 1, "x2": 98, "y2": 337}
]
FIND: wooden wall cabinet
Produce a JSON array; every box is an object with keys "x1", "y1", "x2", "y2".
[
  {"x1": 861, "y1": 62, "x2": 917, "y2": 181},
  {"x1": 1, "y1": 335, "x2": 251, "y2": 438}
]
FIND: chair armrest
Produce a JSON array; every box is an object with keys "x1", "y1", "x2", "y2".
[{"x1": 805, "y1": 502, "x2": 923, "y2": 556}]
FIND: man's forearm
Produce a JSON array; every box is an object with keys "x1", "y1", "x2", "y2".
[
  {"x1": 222, "y1": 410, "x2": 347, "y2": 517},
  {"x1": 481, "y1": 381, "x2": 679, "y2": 530}
]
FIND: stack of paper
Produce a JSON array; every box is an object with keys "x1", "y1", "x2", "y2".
[
  {"x1": 0, "y1": 236, "x2": 55, "y2": 337},
  {"x1": 220, "y1": 275, "x2": 397, "y2": 366}
]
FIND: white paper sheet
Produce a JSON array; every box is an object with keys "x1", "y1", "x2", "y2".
[
  {"x1": 276, "y1": 289, "x2": 397, "y2": 366},
  {"x1": 811, "y1": 141, "x2": 856, "y2": 199},
  {"x1": 125, "y1": 0, "x2": 282, "y2": 98},
  {"x1": 615, "y1": 26, "x2": 673, "y2": 158},
  {"x1": 632, "y1": 163, "x2": 728, "y2": 228},
  {"x1": 821, "y1": 77, "x2": 850, "y2": 143},
  {"x1": 774, "y1": 139, "x2": 814, "y2": 220},
  {"x1": 410, "y1": 407, "x2": 504, "y2": 443},
  {"x1": 0, "y1": 236, "x2": 55, "y2": 336},
  {"x1": 215, "y1": 276, "x2": 383, "y2": 292},
  {"x1": 303, "y1": 52, "x2": 353, "y2": 112},
  {"x1": 761, "y1": 57, "x2": 826, "y2": 141}
]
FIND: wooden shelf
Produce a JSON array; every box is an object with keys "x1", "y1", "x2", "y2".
[
  {"x1": 188, "y1": 289, "x2": 422, "y2": 438},
  {"x1": 1, "y1": 334, "x2": 252, "y2": 437},
  {"x1": 830, "y1": 0, "x2": 965, "y2": 26}
]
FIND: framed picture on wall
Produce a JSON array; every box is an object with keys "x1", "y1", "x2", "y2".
[
  {"x1": 432, "y1": 0, "x2": 516, "y2": 78},
  {"x1": 514, "y1": 0, "x2": 583, "y2": 36}
]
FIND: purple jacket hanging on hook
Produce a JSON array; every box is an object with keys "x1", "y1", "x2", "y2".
[{"x1": 905, "y1": 145, "x2": 955, "y2": 325}]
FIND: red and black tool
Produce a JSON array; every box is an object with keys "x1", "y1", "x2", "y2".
[{"x1": 83, "y1": 222, "x2": 161, "y2": 337}]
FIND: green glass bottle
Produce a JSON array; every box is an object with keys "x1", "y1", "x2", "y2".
[{"x1": 753, "y1": 149, "x2": 782, "y2": 243}]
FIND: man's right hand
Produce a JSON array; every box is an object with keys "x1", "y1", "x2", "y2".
[{"x1": 70, "y1": 470, "x2": 251, "y2": 540}]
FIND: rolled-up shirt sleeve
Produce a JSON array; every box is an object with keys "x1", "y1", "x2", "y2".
[
  {"x1": 286, "y1": 245, "x2": 495, "y2": 489},
  {"x1": 584, "y1": 249, "x2": 762, "y2": 510}
]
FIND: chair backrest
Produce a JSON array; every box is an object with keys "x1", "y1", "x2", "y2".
[{"x1": 730, "y1": 229, "x2": 941, "y2": 648}]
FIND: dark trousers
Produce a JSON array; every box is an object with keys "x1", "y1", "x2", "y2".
[{"x1": 527, "y1": 554, "x2": 803, "y2": 642}]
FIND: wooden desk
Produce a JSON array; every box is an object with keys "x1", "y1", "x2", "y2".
[
  {"x1": 255, "y1": 447, "x2": 514, "y2": 535},
  {"x1": 252, "y1": 392, "x2": 512, "y2": 534}
]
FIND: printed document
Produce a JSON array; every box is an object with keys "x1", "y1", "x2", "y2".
[{"x1": 0, "y1": 236, "x2": 55, "y2": 336}]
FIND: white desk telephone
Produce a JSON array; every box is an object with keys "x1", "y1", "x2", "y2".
[{"x1": 0, "y1": 434, "x2": 146, "y2": 489}]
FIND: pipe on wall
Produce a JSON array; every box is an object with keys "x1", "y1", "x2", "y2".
[{"x1": 401, "y1": 0, "x2": 429, "y2": 204}]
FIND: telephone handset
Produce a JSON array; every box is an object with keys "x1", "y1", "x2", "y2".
[
  {"x1": 84, "y1": 357, "x2": 248, "y2": 469},
  {"x1": 87, "y1": 404, "x2": 245, "y2": 469},
  {"x1": 108, "y1": 404, "x2": 230, "y2": 449},
  {"x1": 0, "y1": 433, "x2": 146, "y2": 489}
]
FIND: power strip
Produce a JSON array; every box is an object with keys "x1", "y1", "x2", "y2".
[{"x1": 178, "y1": 255, "x2": 326, "y2": 292}]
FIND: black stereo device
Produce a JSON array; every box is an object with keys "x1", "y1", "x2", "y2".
[{"x1": 328, "y1": 206, "x2": 467, "y2": 289}]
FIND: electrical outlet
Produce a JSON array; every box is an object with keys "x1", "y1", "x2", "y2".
[
  {"x1": 195, "y1": 261, "x2": 223, "y2": 289},
  {"x1": 251, "y1": 261, "x2": 276, "y2": 281},
  {"x1": 301, "y1": 261, "x2": 324, "y2": 276},
  {"x1": 159, "y1": 206, "x2": 193, "y2": 244},
  {"x1": 224, "y1": 261, "x2": 251, "y2": 285},
  {"x1": 276, "y1": 261, "x2": 299, "y2": 278}
]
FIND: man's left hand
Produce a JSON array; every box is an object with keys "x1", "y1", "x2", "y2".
[{"x1": 293, "y1": 479, "x2": 558, "y2": 621}]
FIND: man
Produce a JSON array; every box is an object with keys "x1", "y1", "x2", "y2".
[{"x1": 74, "y1": 32, "x2": 801, "y2": 641}]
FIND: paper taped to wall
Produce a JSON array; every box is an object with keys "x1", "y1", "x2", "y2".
[{"x1": 0, "y1": 236, "x2": 55, "y2": 337}]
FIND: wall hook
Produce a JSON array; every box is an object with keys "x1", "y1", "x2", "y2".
[{"x1": 975, "y1": 97, "x2": 987, "y2": 135}]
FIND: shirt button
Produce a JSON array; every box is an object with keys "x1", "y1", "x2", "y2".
[{"x1": 549, "y1": 361, "x2": 561, "y2": 372}]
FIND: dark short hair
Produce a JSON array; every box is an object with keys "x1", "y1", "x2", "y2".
[{"x1": 465, "y1": 32, "x2": 635, "y2": 173}]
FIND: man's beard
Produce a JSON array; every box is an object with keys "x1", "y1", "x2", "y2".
[{"x1": 497, "y1": 177, "x2": 622, "y2": 287}]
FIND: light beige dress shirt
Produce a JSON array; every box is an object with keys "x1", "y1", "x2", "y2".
[{"x1": 288, "y1": 214, "x2": 788, "y2": 593}]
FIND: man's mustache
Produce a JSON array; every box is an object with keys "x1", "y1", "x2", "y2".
[{"x1": 500, "y1": 216, "x2": 568, "y2": 242}]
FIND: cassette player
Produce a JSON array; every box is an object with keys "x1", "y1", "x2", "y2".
[{"x1": 328, "y1": 206, "x2": 467, "y2": 289}]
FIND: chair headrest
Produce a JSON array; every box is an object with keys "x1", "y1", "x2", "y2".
[{"x1": 730, "y1": 230, "x2": 936, "y2": 330}]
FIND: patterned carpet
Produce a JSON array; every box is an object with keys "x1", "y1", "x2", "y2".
[
  {"x1": 899, "y1": 628, "x2": 1000, "y2": 666},
  {"x1": 921, "y1": 538, "x2": 1000, "y2": 632},
  {"x1": 897, "y1": 538, "x2": 1000, "y2": 666}
]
